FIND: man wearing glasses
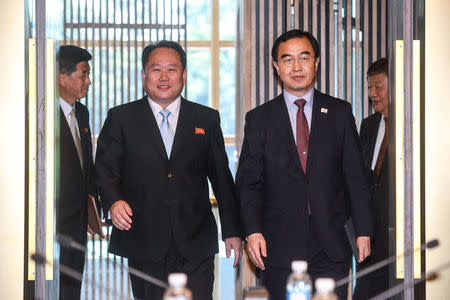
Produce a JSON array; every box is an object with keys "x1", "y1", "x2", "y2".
[{"x1": 236, "y1": 30, "x2": 372, "y2": 300}]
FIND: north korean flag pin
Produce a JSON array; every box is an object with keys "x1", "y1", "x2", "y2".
[{"x1": 195, "y1": 127, "x2": 205, "y2": 134}]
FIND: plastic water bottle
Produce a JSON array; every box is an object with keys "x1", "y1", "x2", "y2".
[
  {"x1": 163, "y1": 273, "x2": 193, "y2": 300},
  {"x1": 286, "y1": 260, "x2": 312, "y2": 300},
  {"x1": 312, "y1": 278, "x2": 338, "y2": 300}
]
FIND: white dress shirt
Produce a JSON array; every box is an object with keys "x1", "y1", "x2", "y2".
[
  {"x1": 60, "y1": 97, "x2": 81, "y2": 139},
  {"x1": 283, "y1": 88, "x2": 314, "y2": 143},
  {"x1": 147, "y1": 96, "x2": 181, "y2": 134},
  {"x1": 371, "y1": 115, "x2": 387, "y2": 171}
]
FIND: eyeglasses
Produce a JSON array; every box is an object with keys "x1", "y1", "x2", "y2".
[{"x1": 280, "y1": 55, "x2": 315, "y2": 67}]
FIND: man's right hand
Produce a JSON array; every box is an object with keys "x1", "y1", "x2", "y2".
[
  {"x1": 246, "y1": 233, "x2": 267, "y2": 270},
  {"x1": 110, "y1": 200, "x2": 133, "y2": 231}
]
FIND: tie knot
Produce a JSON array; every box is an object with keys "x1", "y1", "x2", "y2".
[
  {"x1": 70, "y1": 108, "x2": 76, "y2": 117},
  {"x1": 160, "y1": 109, "x2": 171, "y2": 120},
  {"x1": 294, "y1": 99, "x2": 307, "y2": 109}
]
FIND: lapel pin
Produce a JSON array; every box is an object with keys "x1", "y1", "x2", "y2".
[
  {"x1": 195, "y1": 127, "x2": 205, "y2": 135},
  {"x1": 83, "y1": 128, "x2": 89, "y2": 133},
  {"x1": 321, "y1": 108, "x2": 328, "y2": 114}
]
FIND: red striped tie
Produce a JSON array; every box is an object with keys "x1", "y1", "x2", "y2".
[
  {"x1": 374, "y1": 117, "x2": 388, "y2": 176},
  {"x1": 294, "y1": 99, "x2": 309, "y2": 174}
]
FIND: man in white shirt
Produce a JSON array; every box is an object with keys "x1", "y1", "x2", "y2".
[
  {"x1": 95, "y1": 40, "x2": 243, "y2": 300},
  {"x1": 57, "y1": 45, "x2": 96, "y2": 300}
]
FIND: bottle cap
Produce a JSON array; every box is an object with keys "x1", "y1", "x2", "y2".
[
  {"x1": 315, "y1": 278, "x2": 335, "y2": 293},
  {"x1": 168, "y1": 273, "x2": 188, "y2": 287},
  {"x1": 291, "y1": 260, "x2": 308, "y2": 272}
]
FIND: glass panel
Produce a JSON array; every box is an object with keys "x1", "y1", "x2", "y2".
[
  {"x1": 213, "y1": 145, "x2": 237, "y2": 300},
  {"x1": 219, "y1": 0, "x2": 236, "y2": 41},
  {"x1": 218, "y1": 240, "x2": 236, "y2": 298},
  {"x1": 47, "y1": 0, "x2": 63, "y2": 39},
  {"x1": 219, "y1": 47, "x2": 236, "y2": 135},
  {"x1": 186, "y1": 48, "x2": 210, "y2": 106},
  {"x1": 186, "y1": 0, "x2": 211, "y2": 40},
  {"x1": 225, "y1": 145, "x2": 237, "y2": 177}
]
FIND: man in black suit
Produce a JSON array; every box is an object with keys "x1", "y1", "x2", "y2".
[
  {"x1": 57, "y1": 45, "x2": 96, "y2": 299},
  {"x1": 236, "y1": 30, "x2": 372, "y2": 300},
  {"x1": 353, "y1": 58, "x2": 390, "y2": 299},
  {"x1": 95, "y1": 40, "x2": 242, "y2": 300}
]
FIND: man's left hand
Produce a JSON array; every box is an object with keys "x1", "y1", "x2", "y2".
[
  {"x1": 225, "y1": 237, "x2": 243, "y2": 268},
  {"x1": 357, "y1": 236, "x2": 371, "y2": 263}
]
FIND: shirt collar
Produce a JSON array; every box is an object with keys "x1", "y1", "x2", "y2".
[
  {"x1": 283, "y1": 88, "x2": 315, "y2": 109},
  {"x1": 60, "y1": 97, "x2": 75, "y2": 117},
  {"x1": 147, "y1": 96, "x2": 181, "y2": 118}
]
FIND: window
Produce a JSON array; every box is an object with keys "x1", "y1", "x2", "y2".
[
  {"x1": 186, "y1": 0, "x2": 237, "y2": 175},
  {"x1": 186, "y1": 1, "x2": 238, "y2": 299}
]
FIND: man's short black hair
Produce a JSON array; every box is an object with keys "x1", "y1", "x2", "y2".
[
  {"x1": 271, "y1": 29, "x2": 320, "y2": 62},
  {"x1": 141, "y1": 40, "x2": 186, "y2": 70},
  {"x1": 59, "y1": 45, "x2": 92, "y2": 75},
  {"x1": 367, "y1": 57, "x2": 388, "y2": 78}
]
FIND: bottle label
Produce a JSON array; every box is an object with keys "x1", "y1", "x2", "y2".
[{"x1": 287, "y1": 291, "x2": 311, "y2": 300}]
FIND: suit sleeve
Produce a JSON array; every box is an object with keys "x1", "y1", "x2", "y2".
[
  {"x1": 359, "y1": 118, "x2": 376, "y2": 187},
  {"x1": 235, "y1": 111, "x2": 265, "y2": 237},
  {"x1": 207, "y1": 110, "x2": 242, "y2": 239},
  {"x1": 94, "y1": 109, "x2": 126, "y2": 217},
  {"x1": 359, "y1": 118, "x2": 371, "y2": 166},
  {"x1": 342, "y1": 104, "x2": 373, "y2": 237},
  {"x1": 81, "y1": 106, "x2": 97, "y2": 199},
  {"x1": 359, "y1": 118, "x2": 368, "y2": 140}
]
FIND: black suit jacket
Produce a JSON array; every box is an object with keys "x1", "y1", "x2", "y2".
[
  {"x1": 95, "y1": 96, "x2": 241, "y2": 261},
  {"x1": 236, "y1": 90, "x2": 372, "y2": 268},
  {"x1": 57, "y1": 101, "x2": 95, "y2": 246},
  {"x1": 359, "y1": 112, "x2": 389, "y2": 260}
]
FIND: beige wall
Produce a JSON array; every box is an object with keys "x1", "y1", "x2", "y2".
[
  {"x1": 425, "y1": 0, "x2": 450, "y2": 298},
  {"x1": 0, "y1": 0, "x2": 25, "y2": 299}
]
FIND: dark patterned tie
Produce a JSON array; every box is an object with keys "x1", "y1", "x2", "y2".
[
  {"x1": 294, "y1": 99, "x2": 309, "y2": 174},
  {"x1": 294, "y1": 99, "x2": 311, "y2": 214},
  {"x1": 374, "y1": 116, "x2": 388, "y2": 176}
]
